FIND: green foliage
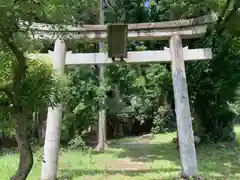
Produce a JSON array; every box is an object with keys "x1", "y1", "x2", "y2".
[
  {"x1": 61, "y1": 66, "x2": 99, "y2": 141},
  {"x1": 21, "y1": 59, "x2": 57, "y2": 110},
  {"x1": 68, "y1": 135, "x2": 87, "y2": 150},
  {"x1": 0, "y1": 0, "x2": 238, "y2": 146},
  {"x1": 42, "y1": 0, "x2": 240, "y2": 144},
  {"x1": 104, "y1": 0, "x2": 148, "y2": 23},
  {"x1": 151, "y1": 106, "x2": 168, "y2": 134},
  {"x1": 186, "y1": 32, "x2": 240, "y2": 142},
  {"x1": 0, "y1": 53, "x2": 65, "y2": 130},
  {"x1": 43, "y1": 0, "x2": 99, "y2": 24},
  {"x1": 14, "y1": 57, "x2": 65, "y2": 112}
]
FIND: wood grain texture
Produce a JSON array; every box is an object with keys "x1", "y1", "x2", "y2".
[
  {"x1": 23, "y1": 15, "x2": 215, "y2": 32},
  {"x1": 20, "y1": 15, "x2": 217, "y2": 41},
  {"x1": 170, "y1": 35, "x2": 198, "y2": 177},
  {"x1": 28, "y1": 25, "x2": 208, "y2": 41}
]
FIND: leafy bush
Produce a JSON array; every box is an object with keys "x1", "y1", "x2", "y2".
[
  {"x1": 68, "y1": 135, "x2": 87, "y2": 150},
  {"x1": 151, "y1": 106, "x2": 176, "y2": 134}
]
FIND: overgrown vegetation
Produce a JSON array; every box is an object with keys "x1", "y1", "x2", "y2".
[
  {"x1": 1, "y1": 126, "x2": 240, "y2": 180},
  {"x1": 0, "y1": 0, "x2": 240, "y2": 179}
]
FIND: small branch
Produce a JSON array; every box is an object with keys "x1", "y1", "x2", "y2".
[
  {"x1": 221, "y1": 3, "x2": 238, "y2": 25},
  {"x1": 217, "y1": 0, "x2": 232, "y2": 25},
  {"x1": 216, "y1": 0, "x2": 238, "y2": 34}
]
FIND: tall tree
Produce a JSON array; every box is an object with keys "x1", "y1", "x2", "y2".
[
  {"x1": 0, "y1": 1, "x2": 53, "y2": 179},
  {"x1": 0, "y1": 0, "x2": 82, "y2": 179}
]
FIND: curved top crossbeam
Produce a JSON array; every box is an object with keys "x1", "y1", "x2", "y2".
[{"x1": 22, "y1": 15, "x2": 216, "y2": 42}]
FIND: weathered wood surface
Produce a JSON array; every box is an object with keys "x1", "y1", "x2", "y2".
[
  {"x1": 108, "y1": 24, "x2": 128, "y2": 58},
  {"x1": 21, "y1": 15, "x2": 216, "y2": 41},
  {"x1": 27, "y1": 48, "x2": 212, "y2": 65},
  {"x1": 31, "y1": 25, "x2": 208, "y2": 41},
  {"x1": 170, "y1": 35, "x2": 198, "y2": 177},
  {"x1": 41, "y1": 39, "x2": 66, "y2": 180},
  {"x1": 24, "y1": 15, "x2": 215, "y2": 31},
  {"x1": 96, "y1": 0, "x2": 107, "y2": 151}
]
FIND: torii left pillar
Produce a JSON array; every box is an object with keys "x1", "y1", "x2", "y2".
[{"x1": 41, "y1": 39, "x2": 66, "y2": 180}]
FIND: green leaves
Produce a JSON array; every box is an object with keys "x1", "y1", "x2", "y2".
[
  {"x1": 0, "y1": 51, "x2": 66, "y2": 111},
  {"x1": 0, "y1": 52, "x2": 13, "y2": 90},
  {"x1": 17, "y1": 58, "x2": 66, "y2": 111},
  {"x1": 73, "y1": 103, "x2": 86, "y2": 115},
  {"x1": 133, "y1": 76, "x2": 146, "y2": 87}
]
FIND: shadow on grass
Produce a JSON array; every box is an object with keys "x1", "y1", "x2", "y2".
[
  {"x1": 58, "y1": 167, "x2": 180, "y2": 180},
  {"x1": 109, "y1": 140, "x2": 240, "y2": 179},
  {"x1": 59, "y1": 136, "x2": 240, "y2": 179},
  {"x1": 110, "y1": 140, "x2": 180, "y2": 163}
]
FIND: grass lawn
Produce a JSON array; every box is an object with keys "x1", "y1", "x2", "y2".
[{"x1": 1, "y1": 127, "x2": 240, "y2": 179}]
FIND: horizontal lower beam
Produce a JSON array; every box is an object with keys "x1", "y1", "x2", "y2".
[{"x1": 27, "y1": 48, "x2": 212, "y2": 65}]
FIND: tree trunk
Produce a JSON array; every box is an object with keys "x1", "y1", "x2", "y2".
[
  {"x1": 0, "y1": 131, "x2": 6, "y2": 148},
  {"x1": 11, "y1": 113, "x2": 33, "y2": 180},
  {"x1": 68, "y1": 122, "x2": 76, "y2": 141},
  {"x1": 37, "y1": 109, "x2": 47, "y2": 145},
  {"x1": 114, "y1": 83, "x2": 124, "y2": 137},
  {"x1": 117, "y1": 122, "x2": 124, "y2": 137},
  {"x1": 96, "y1": 108, "x2": 107, "y2": 150}
]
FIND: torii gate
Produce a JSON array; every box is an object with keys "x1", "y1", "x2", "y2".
[{"x1": 26, "y1": 15, "x2": 215, "y2": 179}]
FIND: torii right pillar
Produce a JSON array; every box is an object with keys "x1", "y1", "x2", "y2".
[{"x1": 170, "y1": 34, "x2": 198, "y2": 178}]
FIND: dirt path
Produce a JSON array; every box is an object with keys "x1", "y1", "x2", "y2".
[{"x1": 105, "y1": 134, "x2": 154, "y2": 171}]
